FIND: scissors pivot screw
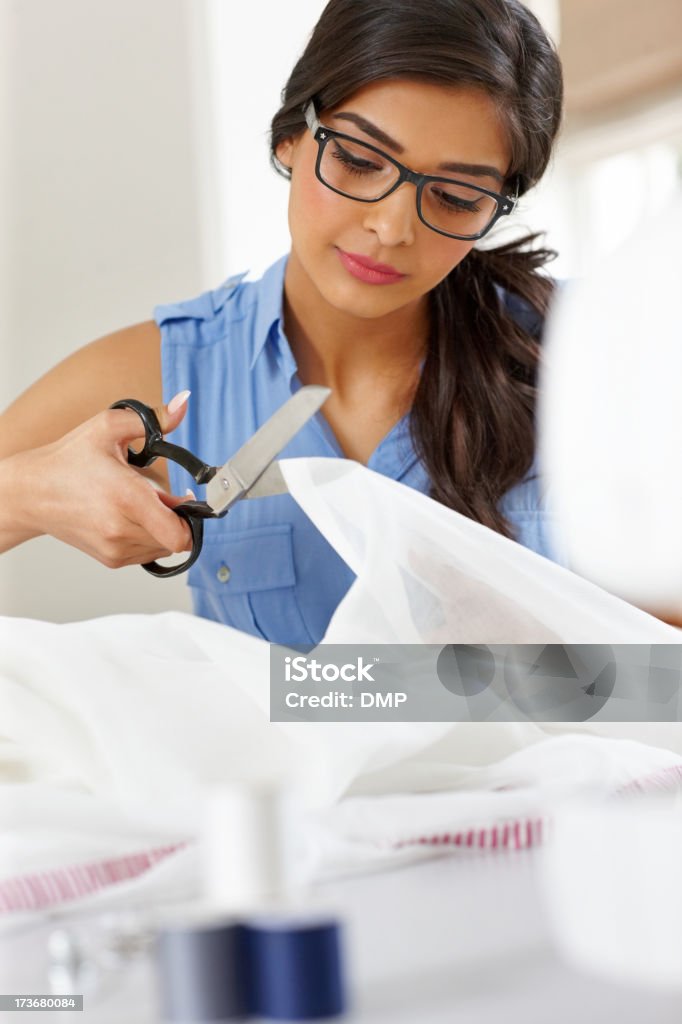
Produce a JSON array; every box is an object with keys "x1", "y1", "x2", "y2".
[{"x1": 111, "y1": 385, "x2": 330, "y2": 578}]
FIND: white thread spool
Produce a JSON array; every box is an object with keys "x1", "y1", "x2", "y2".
[{"x1": 199, "y1": 781, "x2": 303, "y2": 913}]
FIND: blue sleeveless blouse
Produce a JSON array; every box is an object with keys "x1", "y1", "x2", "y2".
[{"x1": 155, "y1": 254, "x2": 563, "y2": 645}]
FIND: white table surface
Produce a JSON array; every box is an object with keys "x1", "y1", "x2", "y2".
[{"x1": 2, "y1": 846, "x2": 681, "y2": 1023}]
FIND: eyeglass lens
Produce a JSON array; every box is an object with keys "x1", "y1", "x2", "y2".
[{"x1": 320, "y1": 136, "x2": 498, "y2": 238}]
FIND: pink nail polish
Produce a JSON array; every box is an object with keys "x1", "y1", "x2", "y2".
[{"x1": 168, "y1": 389, "x2": 191, "y2": 414}]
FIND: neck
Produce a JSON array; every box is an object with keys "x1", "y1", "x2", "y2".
[{"x1": 282, "y1": 251, "x2": 428, "y2": 398}]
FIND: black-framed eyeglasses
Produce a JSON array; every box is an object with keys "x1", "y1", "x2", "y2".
[{"x1": 303, "y1": 102, "x2": 518, "y2": 241}]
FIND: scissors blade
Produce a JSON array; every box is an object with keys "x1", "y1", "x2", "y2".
[
  {"x1": 242, "y1": 462, "x2": 288, "y2": 499},
  {"x1": 205, "y1": 385, "x2": 330, "y2": 513}
]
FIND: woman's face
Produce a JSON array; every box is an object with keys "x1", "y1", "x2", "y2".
[{"x1": 276, "y1": 79, "x2": 512, "y2": 323}]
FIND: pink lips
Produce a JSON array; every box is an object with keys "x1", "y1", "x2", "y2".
[{"x1": 336, "y1": 248, "x2": 407, "y2": 285}]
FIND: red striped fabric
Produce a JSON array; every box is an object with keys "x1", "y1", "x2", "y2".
[
  {"x1": 2, "y1": 761, "x2": 681, "y2": 915},
  {"x1": 393, "y1": 814, "x2": 549, "y2": 852},
  {"x1": 378, "y1": 761, "x2": 682, "y2": 854},
  {"x1": 0, "y1": 843, "x2": 186, "y2": 914},
  {"x1": 616, "y1": 762, "x2": 682, "y2": 796}
]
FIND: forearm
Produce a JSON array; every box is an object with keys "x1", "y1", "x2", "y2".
[{"x1": 0, "y1": 452, "x2": 44, "y2": 554}]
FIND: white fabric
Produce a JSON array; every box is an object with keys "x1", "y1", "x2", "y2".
[
  {"x1": 1, "y1": 458, "x2": 681, "y2": 918},
  {"x1": 286, "y1": 458, "x2": 679, "y2": 643},
  {"x1": 2, "y1": 609, "x2": 681, "y2": 920},
  {"x1": 540, "y1": 194, "x2": 682, "y2": 608}
]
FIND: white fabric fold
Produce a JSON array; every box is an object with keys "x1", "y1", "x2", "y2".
[
  {"x1": 1, "y1": 459, "x2": 680, "y2": 918},
  {"x1": 280, "y1": 457, "x2": 679, "y2": 643}
]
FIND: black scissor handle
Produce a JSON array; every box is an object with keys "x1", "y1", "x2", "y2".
[
  {"x1": 110, "y1": 398, "x2": 164, "y2": 467},
  {"x1": 141, "y1": 500, "x2": 216, "y2": 578},
  {"x1": 110, "y1": 399, "x2": 214, "y2": 483},
  {"x1": 109, "y1": 399, "x2": 222, "y2": 577}
]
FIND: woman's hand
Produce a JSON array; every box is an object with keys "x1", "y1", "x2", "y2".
[{"x1": 3, "y1": 394, "x2": 194, "y2": 567}]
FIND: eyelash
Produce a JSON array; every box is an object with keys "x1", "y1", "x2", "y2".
[
  {"x1": 329, "y1": 137, "x2": 487, "y2": 213},
  {"x1": 431, "y1": 189, "x2": 482, "y2": 214},
  {"x1": 330, "y1": 144, "x2": 382, "y2": 175}
]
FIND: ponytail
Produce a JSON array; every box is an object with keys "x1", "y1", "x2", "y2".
[{"x1": 411, "y1": 235, "x2": 557, "y2": 538}]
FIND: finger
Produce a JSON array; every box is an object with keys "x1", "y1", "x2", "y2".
[
  {"x1": 104, "y1": 389, "x2": 191, "y2": 447},
  {"x1": 103, "y1": 407, "x2": 157, "y2": 447},
  {"x1": 135, "y1": 488, "x2": 194, "y2": 552},
  {"x1": 156, "y1": 487, "x2": 196, "y2": 510},
  {"x1": 153, "y1": 389, "x2": 191, "y2": 435}
]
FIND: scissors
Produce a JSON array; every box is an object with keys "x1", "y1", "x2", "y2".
[{"x1": 110, "y1": 386, "x2": 330, "y2": 578}]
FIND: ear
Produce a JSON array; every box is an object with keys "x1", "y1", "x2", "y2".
[{"x1": 275, "y1": 136, "x2": 297, "y2": 171}]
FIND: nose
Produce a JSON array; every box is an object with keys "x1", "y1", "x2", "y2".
[{"x1": 361, "y1": 181, "x2": 418, "y2": 248}]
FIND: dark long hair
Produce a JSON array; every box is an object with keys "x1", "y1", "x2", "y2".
[{"x1": 270, "y1": 0, "x2": 563, "y2": 537}]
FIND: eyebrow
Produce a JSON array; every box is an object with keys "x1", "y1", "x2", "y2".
[{"x1": 329, "y1": 111, "x2": 505, "y2": 184}]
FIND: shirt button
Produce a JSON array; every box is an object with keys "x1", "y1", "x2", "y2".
[{"x1": 216, "y1": 564, "x2": 231, "y2": 584}]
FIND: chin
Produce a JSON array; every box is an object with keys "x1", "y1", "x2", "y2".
[{"x1": 329, "y1": 286, "x2": 407, "y2": 320}]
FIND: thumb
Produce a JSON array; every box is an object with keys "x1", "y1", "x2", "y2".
[
  {"x1": 154, "y1": 389, "x2": 191, "y2": 435},
  {"x1": 107, "y1": 390, "x2": 191, "y2": 445}
]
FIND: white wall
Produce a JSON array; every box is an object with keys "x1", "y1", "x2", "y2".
[
  {"x1": 0, "y1": 0, "x2": 218, "y2": 620},
  {"x1": 0, "y1": 0, "x2": 329, "y2": 622},
  {"x1": 207, "y1": 0, "x2": 327, "y2": 279}
]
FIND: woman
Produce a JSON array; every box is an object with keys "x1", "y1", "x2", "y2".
[{"x1": 0, "y1": 0, "x2": 563, "y2": 644}]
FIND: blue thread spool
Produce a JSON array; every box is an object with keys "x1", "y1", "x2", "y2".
[
  {"x1": 243, "y1": 916, "x2": 346, "y2": 1020},
  {"x1": 156, "y1": 919, "x2": 249, "y2": 1021}
]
